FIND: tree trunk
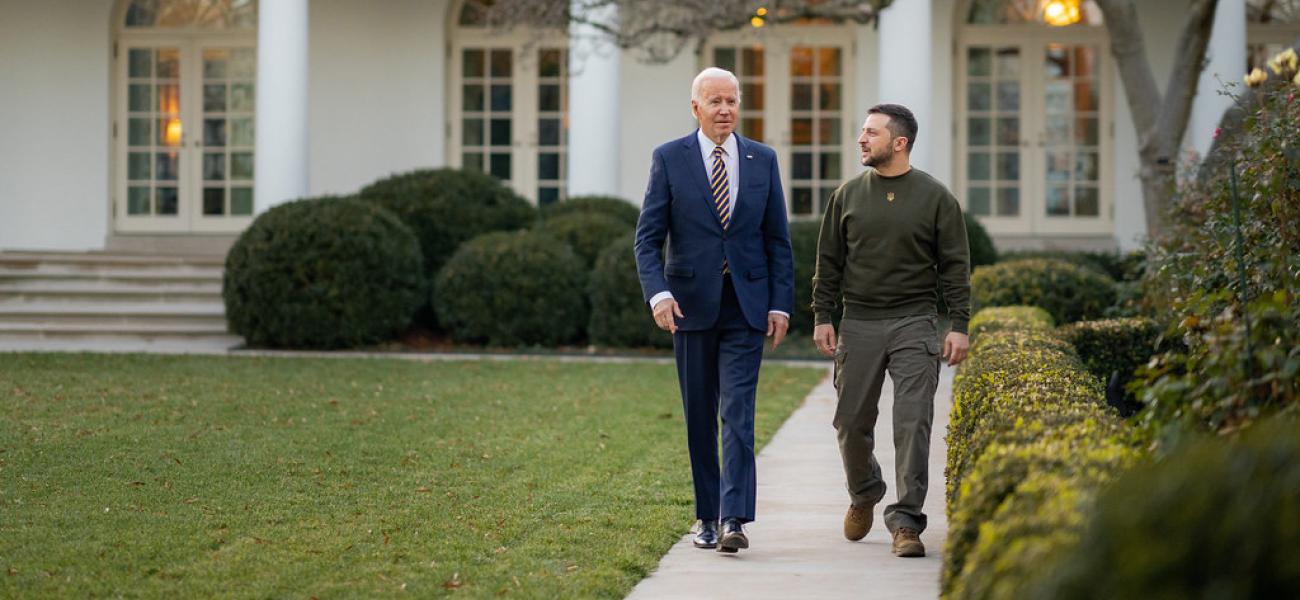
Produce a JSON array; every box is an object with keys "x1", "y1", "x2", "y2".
[{"x1": 1094, "y1": 0, "x2": 1219, "y2": 240}]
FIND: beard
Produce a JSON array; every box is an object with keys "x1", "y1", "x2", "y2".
[{"x1": 862, "y1": 143, "x2": 894, "y2": 167}]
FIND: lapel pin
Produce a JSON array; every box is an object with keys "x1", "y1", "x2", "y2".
[{"x1": 746, "y1": 154, "x2": 753, "y2": 159}]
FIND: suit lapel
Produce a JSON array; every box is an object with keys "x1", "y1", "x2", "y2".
[
  {"x1": 682, "y1": 131, "x2": 724, "y2": 232},
  {"x1": 735, "y1": 134, "x2": 758, "y2": 228}
]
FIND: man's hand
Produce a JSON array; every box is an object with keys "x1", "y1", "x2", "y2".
[
  {"x1": 943, "y1": 331, "x2": 970, "y2": 366},
  {"x1": 767, "y1": 313, "x2": 789, "y2": 350},
  {"x1": 813, "y1": 323, "x2": 837, "y2": 358},
  {"x1": 653, "y1": 298, "x2": 684, "y2": 334}
]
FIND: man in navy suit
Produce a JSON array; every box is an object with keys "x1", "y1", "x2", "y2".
[{"x1": 634, "y1": 67, "x2": 795, "y2": 554}]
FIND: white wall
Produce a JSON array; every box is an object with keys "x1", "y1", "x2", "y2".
[
  {"x1": 307, "y1": 0, "x2": 447, "y2": 197},
  {"x1": 617, "y1": 49, "x2": 697, "y2": 206},
  {"x1": 1112, "y1": 0, "x2": 1186, "y2": 249},
  {"x1": 0, "y1": 0, "x2": 113, "y2": 251}
]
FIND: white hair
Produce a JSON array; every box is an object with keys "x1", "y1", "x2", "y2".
[{"x1": 690, "y1": 67, "x2": 742, "y2": 105}]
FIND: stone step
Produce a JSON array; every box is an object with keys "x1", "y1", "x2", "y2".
[
  {"x1": 0, "y1": 250, "x2": 225, "y2": 267},
  {"x1": 0, "y1": 267, "x2": 221, "y2": 285},
  {"x1": 0, "y1": 302, "x2": 226, "y2": 327},
  {"x1": 0, "y1": 280, "x2": 222, "y2": 303}
]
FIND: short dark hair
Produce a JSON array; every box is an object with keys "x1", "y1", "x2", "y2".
[{"x1": 867, "y1": 104, "x2": 918, "y2": 152}]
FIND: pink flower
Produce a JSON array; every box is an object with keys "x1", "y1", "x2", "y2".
[{"x1": 1213, "y1": 127, "x2": 1222, "y2": 139}]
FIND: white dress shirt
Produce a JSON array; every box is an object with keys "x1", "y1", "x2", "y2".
[{"x1": 650, "y1": 130, "x2": 789, "y2": 320}]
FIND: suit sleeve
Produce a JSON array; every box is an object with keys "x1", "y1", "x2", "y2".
[
  {"x1": 762, "y1": 153, "x2": 795, "y2": 315},
  {"x1": 634, "y1": 148, "x2": 671, "y2": 305}
]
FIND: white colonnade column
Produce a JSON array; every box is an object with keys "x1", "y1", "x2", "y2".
[
  {"x1": 877, "y1": 0, "x2": 934, "y2": 170},
  {"x1": 567, "y1": 0, "x2": 621, "y2": 197},
  {"x1": 254, "y1": 0, "x2": 309, "y2": 213}
]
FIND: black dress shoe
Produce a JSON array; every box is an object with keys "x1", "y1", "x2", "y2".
[
  {"x1": 717, "y1": 518, "x2": 748, "y2": 553},
  {"x1": 691, "y1": 519, "x2": 718, "y2": 549}
]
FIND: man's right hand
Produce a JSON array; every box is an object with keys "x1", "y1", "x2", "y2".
[
  {"x1": 653, "y1": 298, "x2": 685, "y2": 334},
  {"x1": 813, "y1": 323, "x2": 837, "y2": 357}
]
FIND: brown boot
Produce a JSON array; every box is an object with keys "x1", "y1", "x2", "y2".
[
  {"x1": 843, "y1": 504, "x2": 872, "y2": 541},
  {"x1": 891, "y1": 527, "x2": 925, "y2": 557}
]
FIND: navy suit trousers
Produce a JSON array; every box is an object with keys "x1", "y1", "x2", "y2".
[{"x1": 672, "y1": 275, "x2": 765, "y2": 524}]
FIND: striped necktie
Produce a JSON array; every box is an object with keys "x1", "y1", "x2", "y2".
[{"x1": 710, "y1": 146, "x2": 732, "y2": 229}]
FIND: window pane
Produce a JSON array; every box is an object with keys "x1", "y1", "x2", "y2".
[
  {"x1": 997, "y1": 152, "x2": 1019, "y2": 181},
  {"x1": 743, "y1": 83, "x2": 763, "y2": 110},
  {"x1": 204, "y1": 118, "x2": 227, "y2": 147},
  {"x1": 539, "y1": 84, "x2": 560, "y2": 112},
  {"x1": 463, "y1": 49, "x2": 484, "y2": 77},
  {"x1": 742, "y1": 47, "x2": 763, "y2": 76},
  {"x1": 714, "y1": 48, "x2": 736, "y2": 72},
  {"x1": 203, "y1": 52, "x2": 228, "y2": 78},
  {"x1": 538, "y1": 153, "x2": 560, "y2": 180},
  {"x1": 792, "y1": 153, "x2": 813, "y2": 180},
  {"x1": 1046, "y1": 152, "x2": 1071, "y2": 182},
  {"x1": 231, "y1": 187, "x2": 253, "y2": 215},
  {"x1": 1075, "y1": 117, "x2": 1099, "y2": 146},
  {"x1": 968, "y1": 82, "x2": 991, "y2": 111},
  {"x1": 995, "y1": 48, "x2": 1020, "y2": 77},
  {"x1": 1075, "y1": 186, "x2": 1100, "y2": 216},
  {"x1": 230, "y1": 83, "x2": 254, "y2": 111},
  {"x1": 129, "y1": 84, "x2": 152, "y2": 112},
  {"x1": 1074, "y1": 81, "x2": 1098, "y2": 111},
  {"x1": 463, "y1": 118, "x2": 484, "y2": 146},
  {"x1": 996, "y1": 187, "x2": 1020, "y2": 216},
  {"x1": 996, "y1": 81, "x2": 1019, "y2": 111},
  {"x1": 204, "y1": 84, "x2": 226, "y2": 112},
  {"x1": 128, "y1": 152, "x2": 151, "y2": 180},
  {"x1": 230, "y1": 118, "x2": 254, "y2": 147},
  {"x1": 820, "y1": 153, "x2": 841, "y2": 180},
  {"x1": 156, "y1": 152, "x2": 179, "y2": 181},
  {"x1": 129, "y1": 118, "x2": 151, "y2": 146},
  {"x1": 968, "y1": 186, "x2": 990, "y2": 215},
  {"x1": 792, "y1": 84, "x2": 813, "y2": 111},
  {"x1": 490, "y1": 84, "x2": 512, "y2": 111},
  {"x1": 1075, "y1": 152, "x2": 1099, "y2": 181},
  {"x1": 1045, "y1": 81, "x2": 1070, "y2": 113},
  {"x1": 203, "y1": 152, "x2": 225, "y2": 180},
  {"x1": 1045, "y1": 115, "x2": 1069, "y2": 144},
  {"x1": 539, "y1": 119, "x2": 560, "y2": 146},
  {"x1": 230, "y1": 49, "x2": 255, "y2": 78},
  {"x1": 791, "y1": 48, "x2": 813, "y2": 77},
  {"x1": 490, "y1": 119, "x2": 511, "y2": 146},
  {"x1": 819, "y1": 83, "x2": 842, "y2": 111},
  {"x1": 817, "y1": 48, "x2": 841, "y2": 76},
  {"x1": 539, "y1": 49, "x2": 563, "y2": 77},
  {"x1": 538, "y1": 187, "x2": 560, "y2": 206},
  {"x1": 158, "y1": 84, "x2": 180, "y2": 114},
  {"x1": 969, "y1": 118, "x2": 991, "y2": 146},
  {"x1": 490, "y1": 153, "x2": 511, "y2": 180},
  {"x1": 996, "y1": 117, "x2": 1019, "y2": 145},
  {"x1": 967, "y1": 47, "x2": 991, "y2": 77},
  {"x1": 203, "y1": 187, "x2": 225, "y2": 215},
  {"x1": 792, "y1": 187, "x2": 813, "y2": 215},
  {"x1": 490, "y1": 49, "x2": 511, "y2": 77},
  {"x1": 1046, "y1": 45, "x2": 1069, "y2": 78},
  {"x1": 463, "y1": 84, "x2": 484, "y2": 111},
  {"x1": 157, "y1": 186, "x2": 179, "y2": 215},
  {"x1": 231, "y1": 152, "x2": 254, "y2": 179},
  {"x1": 462, "y1": 152, "x2": 483, "y2": 172},
  {"x1": 968, "y1": 152, "x2": 991, "y2": 181},
  {"x1": 818, "y1": 118, "x2": 841, "y2": 145},
  {"x1": 1046, "y1": 185, "x2": 1070, "y2": 215},
  {"x1": 129, "y1": 48, "x2": 152, "y2": 78},
  {"x1": 156, "y1": 49, "x2": 179, "y2": 78},
  {"x1": 128, "y1": 186, "x2": 151, "y2": 215},
  {"x1": 792, "y1": 118, "x2": 813, "y2": 145},
  {"x1": 742, "y1": 118, "x2": 764, "y2": 141}
]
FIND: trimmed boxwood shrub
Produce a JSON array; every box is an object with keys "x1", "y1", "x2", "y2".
[
  {"x1": 541, "y1": 195, "x2": 641, "y2": 227},
  {"x1": 434, "y1": 230, "x2": 587, "y2": 347},
  {"x1": 1057, "y1": 316, "x2": 1162, "y2": 397},
  {"x1": 359, "y1": 168, "x2": 537, "y2": 276},
  {"x1": 536, "y1": 212, "x2": 633, "y2": 268},
  {"x1": 942, "y1": 428, "x2": 1137, "y2": 596},
  {"x1": 587, "y1": 234, "x2": 672, "y2": 349},
  {"x1": 968, "y1": 306, "x2": 1053, "y2": 342},
  {"x1": 965, "y1": 212, "x2": 998, "y2": 269},
  {"x1": 1028, "y1": 417, "x2": 1300, "y2": 599},
  {"x1": 224, "y1": 196, "x2": 424, "y2": 349},
  {"x1": 972, "y1": 258, "x2": 1117, "y2": 324},
  {"x1": 789, "y1": 220, "x2": 822, "y2": 335},
  {"x1": 998, "y1": 249, "x2": 1143, "y2": 282}
]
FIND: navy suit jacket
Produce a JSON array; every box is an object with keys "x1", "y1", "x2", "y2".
[{"x1": 634, "y1": 131, "x2": 795, "y2": 332}]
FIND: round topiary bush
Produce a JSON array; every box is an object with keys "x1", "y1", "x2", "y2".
[
  {"x1": 1027, "y1": 417, "x2": 1300, "y2": 599},
  {"x1": 536, "y1": 212, "x2": 633, "y2": 268},
  {"x1": 540, "y1": 195, "x2": 641, "y2": 227},
  {"x1": 964, "y1": 212, "x2": 998, "y2": 269},
  {"x1": 434, "y1": 230, "x2": 588, "y2": 347},
  {"x1": 972, "y1": 258, "x2": 1117, "y2": 324},
  {"x1": 588, "y1": 234, "x2": 672, "y2": 349},
  {"x1": 223, "y1": 196, "x2": 424, "y2": 349},
  {"x1": 358, "y1": 168, "x2": 537, "y2": 276}
]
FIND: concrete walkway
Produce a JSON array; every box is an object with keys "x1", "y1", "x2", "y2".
[{"x1": 627, "y1": 365, "x2": 953, "y2": 600}]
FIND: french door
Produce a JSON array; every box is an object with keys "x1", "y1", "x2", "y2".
[
  {"x1": 957, "y1": 29, "x2": 1114, "y2": 236},
  {"x1": 115, "y1": 37, "x2": 256, "y2": 233}
]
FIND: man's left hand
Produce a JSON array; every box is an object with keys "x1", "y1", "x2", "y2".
[
  {"x1": 943, "y1": 331, "x2": 970, "y2": 366},
  {"x1": 767, "y1": 313, "x2": 789, "y2": 350}
]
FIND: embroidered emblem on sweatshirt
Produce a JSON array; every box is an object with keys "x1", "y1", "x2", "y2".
[{"x1": 886, "y1": 192, "x2": 895, "y2": 203}]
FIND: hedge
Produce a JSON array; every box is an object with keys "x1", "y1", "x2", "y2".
[
  {"x1": 1027, "y1": 416, "x2": 1300, "y2": 599},
  {"x1": 790, "y1": 220, "x2": 821, "y2": 335},
  {"x1": 967, "y1": 306, "x2": 1053, "y2": 342},
  {"x1": 536, "y1": 212, "x2": 633, "y2": 268},
  {"x1": 540, "y1": 194, "x2": 641, "y2": 227},
  {"x1": 223, "y1": 196, "x2": 424, "y2": 349},
  {"x1": 964, "y1": 212, "x2": 998, "y2": 269},
  {"x1": 1056, "y1": 318, "x2": 1162, "y2": 384},
  {"x1": 971, "y1": 258, "x2": 1117, "y2": 324},
  {"x1": 587, "y1": 234, "x2": 672, "y2": 349},
  {"x1": 433, "y1": 230, "x2": 587, "y2": 347}
]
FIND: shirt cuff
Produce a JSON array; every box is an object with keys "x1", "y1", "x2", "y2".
[
  {"x1": 649, "y1": 291, "x2": 675, "y2": 312},
  {"x1": 768, "y1": 310, "x2": 790, "y2": 319}
]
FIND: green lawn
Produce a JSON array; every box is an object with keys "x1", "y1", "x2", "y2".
[{"x1": 0, "y1": 353, "x2": 824, "y2": 598}]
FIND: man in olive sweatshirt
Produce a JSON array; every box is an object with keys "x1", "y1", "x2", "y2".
[{"x1": 811, "y1": 103, "x2": 971, "y2": 558}]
